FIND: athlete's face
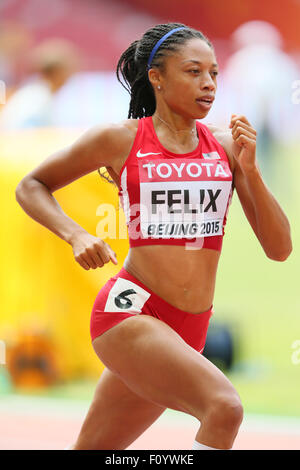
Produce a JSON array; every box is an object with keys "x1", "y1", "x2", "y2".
[{"x1": 157, "y1": 38, "x2": 218, "y2": 119}]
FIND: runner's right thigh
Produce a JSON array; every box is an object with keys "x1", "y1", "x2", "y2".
[{"x1": 92, "y1": 315, "x2": 240, "y2": 420}]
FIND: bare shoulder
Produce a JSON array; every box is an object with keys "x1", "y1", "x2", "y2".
[
  {"x1": 77, "y1": 119, "x2": 139, "y2": 163},
  {"x1": 64, "y1": 118, "x2": 140, "y2": 178},
  {"x1": 206, "y1": 124, "x2": 236, "y2": 173},
  {"x1": 102, "y1": 118, "x2": 139, "y2": 144},
  {"x1": 20, "y1": 119, "x2": 139, "y2": 193}
]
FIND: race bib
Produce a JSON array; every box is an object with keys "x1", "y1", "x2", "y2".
[
  {"x1": 104, "y1": 278, "x2": 151, "y2": 313},
  {"x1": 138, "y1": 158, "x2": 232, "y2": 239}
]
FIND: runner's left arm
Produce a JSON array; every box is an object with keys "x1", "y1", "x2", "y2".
[{"x1": 229, "y1": 115, "x2": 292, "y2": 261}]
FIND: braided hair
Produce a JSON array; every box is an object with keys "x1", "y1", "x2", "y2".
[
  {"x1": 99, "y1": 22, "x2": 213, "y2": 183},
  {"x1": 117, "y1": 22, "x2": 213, "y2": 118}
]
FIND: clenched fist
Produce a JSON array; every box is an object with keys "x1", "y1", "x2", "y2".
[
  {"x1": 229, "y1": 114, "x2": 257, "y2": 173},
  {"x1": 70, "y1": 231, "x2": 117, "y2": 270}
]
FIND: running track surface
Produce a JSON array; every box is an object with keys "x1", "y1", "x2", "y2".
[{"x1": 0, "y1": 394, "x2": 299, "y2": 450}]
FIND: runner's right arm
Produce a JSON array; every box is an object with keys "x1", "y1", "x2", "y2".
[{"x1": 15, "y1": 122, "x2": 135, "y2": 269}]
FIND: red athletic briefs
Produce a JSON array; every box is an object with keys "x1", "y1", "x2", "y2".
[{"x1": 90, "y1": 267, "x2": 213, "y2": 353}]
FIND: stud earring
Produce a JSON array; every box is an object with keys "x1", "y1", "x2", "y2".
[{"x1": 157, "y1": 85, "x2": 161, "y2": 90}]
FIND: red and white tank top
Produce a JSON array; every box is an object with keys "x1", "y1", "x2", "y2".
[{"x1": 118, "y1": 117, "x2": 233, "y2": 251}]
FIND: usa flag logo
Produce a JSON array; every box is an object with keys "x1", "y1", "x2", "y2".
[{"x1": 202, "y1": 152, "x2": 221, "y2": 160}]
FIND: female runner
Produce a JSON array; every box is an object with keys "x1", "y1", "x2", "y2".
[{"x1": 15, "y1": 23, "x2": 292, "y2": 450}]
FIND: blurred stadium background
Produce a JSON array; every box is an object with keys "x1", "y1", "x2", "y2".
[{"x1": 0, "y1": 0, "x2": 300, "y2": 449}]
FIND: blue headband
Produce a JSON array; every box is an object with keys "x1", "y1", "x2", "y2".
[{"x1": 147, "y1": 27, "x2": 187, "y2": 70}]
